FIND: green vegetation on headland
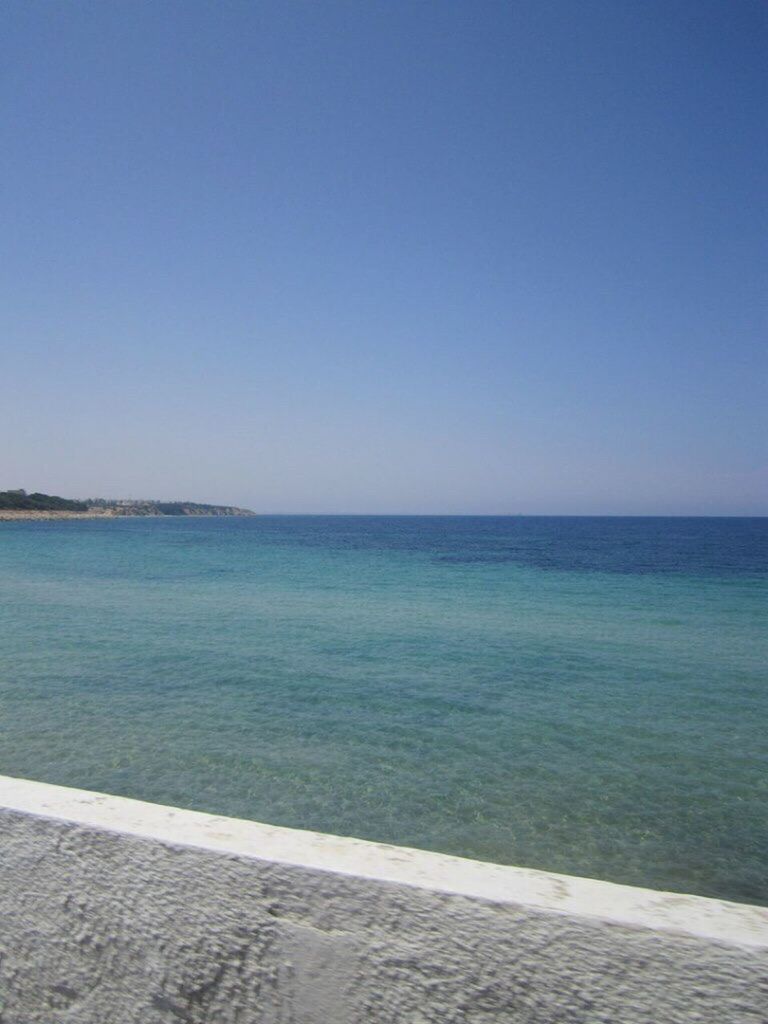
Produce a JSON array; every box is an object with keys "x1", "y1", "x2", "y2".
[
  {"x1": 0, "y1": 490, "x2": 254, "y2": 516},
  {"x1": 0, "y1": 489, "x2": 88, "y2": 511}
]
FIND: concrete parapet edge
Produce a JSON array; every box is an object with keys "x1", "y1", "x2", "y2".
[{"x1": 1, "y1": 773, "x2": 766, "y2": 948}]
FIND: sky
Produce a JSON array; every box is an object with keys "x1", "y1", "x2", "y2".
[{"x1": 2, "y1": 0, "x2": 766, "y2": 515}]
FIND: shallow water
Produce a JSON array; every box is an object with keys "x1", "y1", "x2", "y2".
[{"x1": 0, "y1": 515, "x2": 766, "y2": 904}]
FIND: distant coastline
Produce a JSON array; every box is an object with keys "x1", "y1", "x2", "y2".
[{"x1": 0, "y1": 490, "x2": 255, "y2": 521}]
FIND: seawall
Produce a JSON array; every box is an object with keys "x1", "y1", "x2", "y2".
[{"x1": 1, "y1": 774, "x2": 766, "y2": 1023}]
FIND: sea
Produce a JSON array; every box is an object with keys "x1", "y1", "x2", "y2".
[{"x1": 0, "y1": 515, "x2": 766, "y2": 905}]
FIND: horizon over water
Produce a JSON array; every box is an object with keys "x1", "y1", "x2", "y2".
[{"x1": 0, "y1": 515, "x2": 766, "y2": 905}]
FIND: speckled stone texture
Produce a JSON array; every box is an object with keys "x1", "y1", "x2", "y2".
[{"x1": 1, "y1": 805, "x2": 767, "y2": 1023}]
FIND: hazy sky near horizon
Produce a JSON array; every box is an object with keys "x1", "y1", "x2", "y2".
[{"x1": 2, "y1": 1, "x2": 766, "y2": 514}]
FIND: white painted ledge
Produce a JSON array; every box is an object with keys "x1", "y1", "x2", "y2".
[{"x1": 1, "y1": 773, "x2": 766, "y2": 949}]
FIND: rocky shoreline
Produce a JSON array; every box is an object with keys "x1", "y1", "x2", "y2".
[
  {"x1": 0, "y1": 508, "x2": 255, "y2": 522},
  {"x1": 0, "y1": 509, "x2": 118, "y2": 521}
]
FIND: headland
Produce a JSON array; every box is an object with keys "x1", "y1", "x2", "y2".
[{"x1": 0, "y1": 489, "x2": 255, "y2": 521}]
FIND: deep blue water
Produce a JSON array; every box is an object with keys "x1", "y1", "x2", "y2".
[{"x1": 0, "y1": 515, "x2": 766, "y2": 904}]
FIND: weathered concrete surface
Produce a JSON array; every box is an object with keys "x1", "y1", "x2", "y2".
[{"x1": 0, "y1": 775, "x2": 766, "y2": 1023}]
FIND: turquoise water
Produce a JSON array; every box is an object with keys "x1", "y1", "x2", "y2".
[{"x1": 0, "y1": 516, "x2": 766, "y2": 904}]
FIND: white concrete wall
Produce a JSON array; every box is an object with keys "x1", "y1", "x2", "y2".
[{"x1": 0, "y1": 775, "x2": 766, "y2": 1023}]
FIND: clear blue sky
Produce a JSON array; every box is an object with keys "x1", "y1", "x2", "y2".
[{"x1": 2, "y1": 1, "x2": 766, "y2": 514}]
